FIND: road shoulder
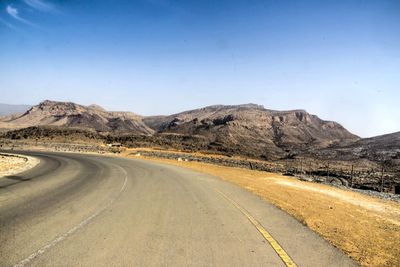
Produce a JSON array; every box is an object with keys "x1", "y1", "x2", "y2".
[
  {"x1": 0, "y1": 152, "x2": 40, "y2": 178},
  {"x1": 134, "y1": 155, "x2": 400, "y2": 267}
]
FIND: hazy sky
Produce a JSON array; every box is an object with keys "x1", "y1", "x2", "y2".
[{"x1": 0, "y1": 0, "x2": 399, "y2": 137}]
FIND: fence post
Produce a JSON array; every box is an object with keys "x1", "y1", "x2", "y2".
[
  {"x1": 350, "y1": 164, "x2": 354, "y2": 188},
  {"x1": 327, "y1": 163, "x2": 330, "y2": 180},
  {"x1": 249, "y1": 161, "x2": 253, "y2": 170},
  {"x1": 380, "y1": 165, "x2": 384, "y2": 192},
  {"x1": 300, "y1": 158, "x2": 303, "y2": 175},
  {"x1": 285, "y1": 158, "x2": 288, "y2": 174}
]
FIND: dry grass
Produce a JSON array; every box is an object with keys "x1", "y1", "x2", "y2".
[{"x1": 130, "y1": 154, "x2": 400, "y2": 267}]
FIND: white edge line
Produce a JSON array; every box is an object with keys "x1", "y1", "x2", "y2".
[{"x1": 13, "y1": 166, "x2": 128, "y2": 267}]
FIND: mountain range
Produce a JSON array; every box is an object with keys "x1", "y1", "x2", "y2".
[{"x1": 0, "y1": 100, "x2": 398, "y2": 161}]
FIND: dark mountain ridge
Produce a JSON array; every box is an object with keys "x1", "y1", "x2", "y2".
[{"x1": 314, "y1": 131, "x2": 400, "y2": 166}]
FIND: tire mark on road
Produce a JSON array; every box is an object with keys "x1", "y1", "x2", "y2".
[{"x1": 13, "y1": 165, "x2": 128, "y2": 267}]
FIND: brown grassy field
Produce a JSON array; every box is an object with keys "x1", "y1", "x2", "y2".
[{"x1": 125, "y1": 152, "x2": 400, "y2": 267}]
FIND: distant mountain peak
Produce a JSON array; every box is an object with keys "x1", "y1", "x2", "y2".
[
  {"x1": 235, "y1": 103, "x2": 265, "y2": 109},
  {"x1": 38, "y1": 99, "x2": 71, "y2": 107},
  {"x1": 201, "y1": 103, "x2": 265, "y2": 110},
  {"x1": 88, "y1": 104, "x2": 106, "y2": 111},
  {"x1": 39, "y1": 99, "x2": 56, "y2": 105}
]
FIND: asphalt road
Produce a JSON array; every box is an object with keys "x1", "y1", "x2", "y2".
[{"x1": 0, "y1": 151, "x2": 356, "y2": 266}]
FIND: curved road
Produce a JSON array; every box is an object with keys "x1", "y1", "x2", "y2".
[{"x1": 0, "y1": 151, "x2": 356, "y2": 266}]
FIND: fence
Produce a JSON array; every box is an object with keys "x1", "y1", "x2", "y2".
[{"x1": 134, "y1": 150, "x2": 400, "y2": 194}]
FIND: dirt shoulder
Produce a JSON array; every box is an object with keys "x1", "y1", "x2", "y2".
[
  {"x1": 0, "y1": 153, "x2": 40, "y2": 177},
  {"x1": 128, "y1": 154, "x2": 400, "y2": 267}
]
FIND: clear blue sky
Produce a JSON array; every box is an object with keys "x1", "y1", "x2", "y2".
[{"x1": 1, "y1": 0, "x2": 399, "y2": 137}]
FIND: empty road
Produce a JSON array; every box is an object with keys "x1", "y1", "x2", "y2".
[{"x1": 0, "y1": 151, "x2": 356, "y2": 266}]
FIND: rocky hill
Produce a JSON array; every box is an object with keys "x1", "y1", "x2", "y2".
[
  {"x1": 0, "y1": 100, "x2": 364, "y2": 159},
  {"x1": 314, "y1": 132, "x2": 400, "y2": 167},
  {"x1": 144, "y1": 104, "x2": 359, "y2": 159},
  {"x1": 0, "y1": 100, "x2": 154, "y2": 134}
]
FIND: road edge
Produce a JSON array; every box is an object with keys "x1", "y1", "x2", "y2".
[{"x1": 0, "y1": 152, "x2": 40, "y2": 178}]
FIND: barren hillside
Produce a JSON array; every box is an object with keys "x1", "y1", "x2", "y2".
[
  {"x1": 314, "y1": 132, "x2": 400, "y2": 169},
  {"x1": 0, "y1": 100, "x2": 154, "y2": 134},
  {"x1": 7, "y1": 100, "x2": 398, "y2": 163},
  {"x1": 144, "y1": 104, "x2": 359, "y2": 159}
]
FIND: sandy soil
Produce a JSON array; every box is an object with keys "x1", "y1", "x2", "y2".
[
  {"x1": 131, "y1": 154, "x2": 400, "y2": 267},
  {"x1": 0, "y1": 153, "x2": 40, "y2": 177}
]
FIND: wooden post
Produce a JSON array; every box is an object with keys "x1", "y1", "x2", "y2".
[
  {"x1": 285, "y1": 158, "x2": 288, "y2": 174},
  {"x1": 350, "y1": 165, "x2": 354, "y2": 188},
  {"x1": 300, "y1": 158, "x2": 303, "y2": 175},
  {"x1": 294, "y1": 159, "x2": 297, "y2": 175},
  {"x1": 380, "y1": 165, "x2": 384, "y2": 192},
  {"x1": 327, "y1": 163, "x2": 330, "y2": 180}
]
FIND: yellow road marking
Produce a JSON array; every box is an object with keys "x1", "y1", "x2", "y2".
[{"x1": 216, "y1": 189, "x2": 297, "y2": 267}]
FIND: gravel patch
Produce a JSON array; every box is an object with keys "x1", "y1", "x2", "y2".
[{"x1": 0, "y1": 153, "x2": 40, "y2": 178}]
